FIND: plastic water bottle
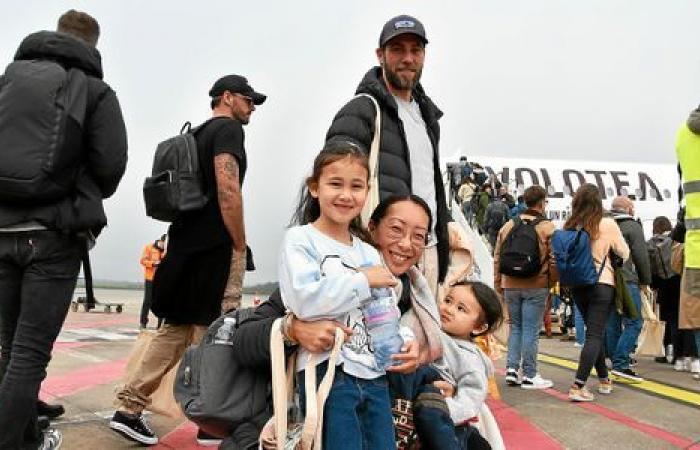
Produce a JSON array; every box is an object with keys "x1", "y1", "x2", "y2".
[
  {"x1": 361, "y1": 287, "x2": 403, "y2": 370},
  {"x1": 213, "y1": 317, "x2": 236, "y2": 345}
]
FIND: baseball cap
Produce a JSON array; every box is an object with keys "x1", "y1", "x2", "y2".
[
  {"x1": 209, "y1": 75, "x2": 266, "y2": 105},
  {"x1": 378, "y1": 15, "x2": 428, "y2": 48}
]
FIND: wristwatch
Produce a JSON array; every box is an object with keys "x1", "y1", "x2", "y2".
[{"x1": 281, "y1": 312, "x2": 298, "y2": 345}]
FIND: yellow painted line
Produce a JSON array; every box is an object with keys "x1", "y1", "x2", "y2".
[{"x1": 538, "y1": 353, "x2": 700, "y2": 408}]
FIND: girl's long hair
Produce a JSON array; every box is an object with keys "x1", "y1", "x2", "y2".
[
  {"x1": 564, "y1": 183, "x2": 604, "y2": 238},
  {"x1": 290, "y1": 140, "x2": 370, "y2": 239}
]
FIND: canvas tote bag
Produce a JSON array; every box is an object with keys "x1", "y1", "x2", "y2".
[
  {"x1": 636, "y1": 291, "x2": 666, "y2": 357},
  {"x1": 259, "y1": 319, "x2": 344, "y2": 450}
]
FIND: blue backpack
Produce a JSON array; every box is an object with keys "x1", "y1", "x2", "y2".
[{"x1": 551, "y1": 229, "x2": 606, "y2": 287}]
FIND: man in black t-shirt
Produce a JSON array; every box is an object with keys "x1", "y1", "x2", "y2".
[{"x1": 110, "y1": 75, "x2": 265, "y2": 446}]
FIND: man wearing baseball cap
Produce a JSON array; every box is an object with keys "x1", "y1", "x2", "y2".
[
  {"x1": 110, "y1": 74, "x2": 264, "y2": 446},
  {"x1": 325, "y1": 14, "x2": 450, "y2": 297}
]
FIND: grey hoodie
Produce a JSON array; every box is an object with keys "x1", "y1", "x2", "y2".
[{"x1": 610, "y1": 210, "x2": 652, "y2": 285}]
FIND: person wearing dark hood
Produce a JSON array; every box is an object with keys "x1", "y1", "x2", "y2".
[
  {"x1": 606, "y1": 196, "x2": 651, "y2": 383},
  {"x1": 325, "y1": 14, "x2": 450, "y2": 298},
  {"x1": 0, "y1": 10, "x2": 127, "y2": 450}
]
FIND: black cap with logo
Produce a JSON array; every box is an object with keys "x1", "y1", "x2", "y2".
[
  {"x1": 209, "y1": 75, "x2": 266, "y2": 105},
  {"x1": 378, "y1": 15, "x2": 428, "y2": 48}
]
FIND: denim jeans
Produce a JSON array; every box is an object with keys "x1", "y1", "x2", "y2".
[
  {"x1": 695, "y1": 330, "x2": 700, "y2": 358},
  {"x1": 572, "y1": 284, "x2": 614, "y2": 385},
  {"x1": 0, "y1": 231, "x2": 82, "y2": 449},
  {"x1": 574, "y1": 304, "x2": 586, "y2": 345},
  {"x1": 505, "y1": 288, "x2": 549, "y2": 378},
  {"x1": 387, "y1": 367, "x2": 460, "y2": 450},
  {"x1": 605, "y1": 283, "x2": 643, "y2": 370},
  {"x1": 299, "y1": 362, "x2": 396, "y2": 450}
]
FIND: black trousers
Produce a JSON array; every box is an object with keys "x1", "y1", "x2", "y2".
[
  {"x1": 572, "y1": 283, "x2": 614, "y2": 385},
  {"x1": 0, "y1": 231, "x2": 81, "y2": 449}
]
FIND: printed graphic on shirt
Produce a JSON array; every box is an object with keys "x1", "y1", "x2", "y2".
[{"x1": 319, "y1": 254, "x2": 378, "y2": 371}]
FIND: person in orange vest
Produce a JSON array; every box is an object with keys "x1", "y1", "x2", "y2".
[{"x1": 140, "y1": 235, "x2": 166, "y2": 329}]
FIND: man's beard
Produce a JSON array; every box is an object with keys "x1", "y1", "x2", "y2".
[{"x1": 383, "y1": 62, "x2": 422, "y2": 91}]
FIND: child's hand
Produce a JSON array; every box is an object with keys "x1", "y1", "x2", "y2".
[
  {"x1": 386, "y1": 340, "x2": 419, "y2": 373},
  {"x1": 359, "y1": 266, "x2": 398, "y2": 288},
  {"x1": 433, "y1": 380, "x2": 455, "y2": 398}
]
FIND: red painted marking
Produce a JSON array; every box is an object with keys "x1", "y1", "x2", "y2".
[
  {"x1": 52, "y1": 342, "x2": 92, "y2": 352},
  {"x1": 486, "y1": 398, "x2": 563, "y2": 449},
  {"x1": 63, "y1": 315, "x2": 138, "y2": 330},
  {"x1": 153, "y1": 422, "x2": 212, "y2": 450},
  {"x1": 39, "y1": 358, "x2": 128, "y2": 401},
  {"x1": 544, "y1": 388, "x2": 697, "y2": 448}
]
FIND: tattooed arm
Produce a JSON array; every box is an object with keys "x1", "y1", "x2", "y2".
[{"x1": 214, "y1": 153, "x2": 246, "y2": 252}]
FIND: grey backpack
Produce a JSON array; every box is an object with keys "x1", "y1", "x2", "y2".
[
  {"x1": 143, "y1": 121, "x2": 210, "y2": 222},
  {"x1": 647, "y1": 235, "x2": 675, "y2": 279},
  {"x1": 174, "y1": 307, "x2": 270, "y2": 438},
  {"x1": 0, "y1": 60, "x2": 88, "y2": 203}
]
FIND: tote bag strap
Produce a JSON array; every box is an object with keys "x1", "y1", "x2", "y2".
[
  {"x1": 270, "y1": 318, "x2": 289, "y2": 450},
  {"x1": 354, "y1": 93, "x2": 382, "y2": 226}
]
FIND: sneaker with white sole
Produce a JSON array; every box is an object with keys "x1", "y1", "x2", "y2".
[
  {"x1": 505, "y1": 368, "x2": 521, "y2": 386},
  {"x1": 109, "y1": 411, "x2": 158, "y2": 445},
  {"x1": 690, "y1": 358, "x2": 700, "y2": 375},
  {"x1": 38, "y1": 428, "x2": 62, "y2": 450},
  {"x1": 197, "y1": 430, "x2": 223, "y2": 446},
  {"x1": 611, "y1": 368, "x2": 644, "y2": 383},
  {"x1": 569, "y1": 385, "x2": 595, "y2": 402},
  {"x1": 598, "y1": 379, "x2": 613, "y2": 395},
  {"x1": 521, "y1": 374, "x2": 553, "y2": 390}
]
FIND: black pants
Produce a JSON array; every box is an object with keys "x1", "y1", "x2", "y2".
[
  {"x1": 657, "y1": 276, "x2": 698, "y2": 358},
  {"x1": 572, "y1": 283, "x2": 614, "y2": 385},
  {"x1": 139, "y1": 280, "x2": 163, "y2": 328},
  {"x1": 0, "y1": 231, "x2": 81, "y2": 449}
]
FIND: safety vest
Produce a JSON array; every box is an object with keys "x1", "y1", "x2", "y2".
[{"x1": 675, "y1": 123, "x2": 700, "y2": 269}]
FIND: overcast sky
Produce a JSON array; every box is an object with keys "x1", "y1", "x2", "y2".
[{"x1": 2, "y1": 1, "x2": 699, "y2": 284}]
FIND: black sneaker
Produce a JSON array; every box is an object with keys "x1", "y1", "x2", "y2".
[
  {"x1": 196, "y1": 430, "x2": 223, "y2": 446},
  {"x1": 505, "y1": 368, "x2": 521, "y2": 386},
  {"x1": 109, "y1": 411, "x2": 158, "y2": 445},
  {"x1": 654, "y1": 356, "x2": 668, "y2": 364},
  {"x1": 38, "y1": 428, "x2": 62, "y2": 450},
  {"x1": 629, "y1": 356, "x2": 638, "y2": 367},
  {"x1": 37, "y1": 400, "x2": 65, "y2": 420},
  {"x1": 611, "y1": 368, "x2": 644, "y2": 383}
]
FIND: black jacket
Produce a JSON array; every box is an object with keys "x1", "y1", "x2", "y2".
[
  {"x1": 0, "y1": 31, "x2": 127, "y2": 235},
  {"x1": 325, "y1": 67, "x2": 450, "y2": 282},
  {"x1": 231, "y1": 289, "x2": 290, "y2": 368}
]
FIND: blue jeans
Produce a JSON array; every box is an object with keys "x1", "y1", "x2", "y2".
[
  {"x1": 575, "y1": 304, "x2": 586, "y2": 345},
  {"x1": 505, "y1": 288, "x2": 549, "y2": 378},
  {"x1": 695, "y1": 330, "x2": 700, "y2": 358},
  {"x1": 299, "y1": 363, "x2": 396, "y2": 450},
  {"x1": 387, "y1": 367, "x2": 460, "y2": 450},
  {"x1": 0, "y1": 231, "x2": 82, "y2": 449},
  {"x1": 605, "y1": 283, "x2": 643, "y2": 370}
]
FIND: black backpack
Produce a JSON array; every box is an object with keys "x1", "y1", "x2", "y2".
[
  {"x1": 174, "y1": 307, "x2": 270, "y2": 438},
  {"x1": 143, "y1": 121, "x2": 210, "y2": 222},
  {"x1": 499, "y1": 217, "x2": 545, "y2": 278},
  {"x1": 0, "y1": 60, "x2": 88, "y2": 203}
]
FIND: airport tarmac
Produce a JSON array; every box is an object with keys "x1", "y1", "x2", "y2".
[{"x1": 37, "y1": 289, "x2": 700, "y2": 449}]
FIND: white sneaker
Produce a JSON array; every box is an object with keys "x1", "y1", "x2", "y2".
[
  {"x1": 574, "y1": 342, "x2": 583, "y2": 348},
  {"x1": 674, "y1": 359, "x2": 688, "y2": 372},
  {"x1": 690, "y1": 358, "x2": 700, "y2": 375},
  {"x1": 521, "y1": 374, "x2": 554, "y2": 390},
  {"x1": 666, "y1": 344, "x2": 674, "y2": 364}
]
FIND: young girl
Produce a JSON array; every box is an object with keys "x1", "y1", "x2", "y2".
[
  {"x1": 433, "y1": 281, "x2": 504, "y2": 449},
  {"x1": 279, "y1": 141, "x2": 409, "y2": 450}
]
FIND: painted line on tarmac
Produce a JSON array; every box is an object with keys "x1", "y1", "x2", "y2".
[
  {"x1": 40, "y1": 358, "x2": 128, "y2": 401},
  {"x1": 538, "y1": 353, "x2": 700, "y2": 409},
  {"x1": 153, "y1": 422, "x2": 210, "y2": 450},
  {"x1": 63, "y1": 315, "x2": 138, "y2": 330},
  {"x1": 543, "y1": 388, "x2": 699, "y2": 449},
  {"x1": 486, "y1": 398, "x2": 563, "y2": 449}
]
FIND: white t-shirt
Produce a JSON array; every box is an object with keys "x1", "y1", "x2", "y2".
[{"x1": 394, "y1": 95, "x2": 438, "y2": 246}]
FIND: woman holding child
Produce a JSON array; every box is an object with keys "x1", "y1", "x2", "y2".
[{"x1": 226, "y1": 141, "x2": 501, "y2": 450}]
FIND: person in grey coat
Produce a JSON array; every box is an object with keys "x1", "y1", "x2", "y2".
[{"x1": 606, "y1": 196, "x2": 652, "y2": 382}]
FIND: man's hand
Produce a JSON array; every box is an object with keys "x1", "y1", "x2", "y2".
[
  {"x1": 291, "y1": 317, "x2": 352, "y2": 353},
  {"x1": 386, "y1": 340, "x2": 419, "y2": 374},
  {"x1": 433, "y1": 380, "x2": 455, "y2": 398}
]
